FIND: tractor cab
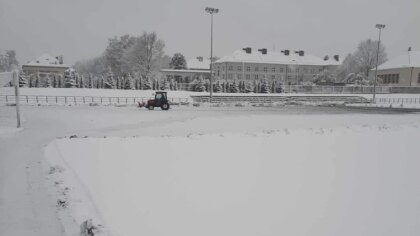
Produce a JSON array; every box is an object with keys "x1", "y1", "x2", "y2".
[{"x1": 144, "y1": 91, "x2": 170, "y2": 110}]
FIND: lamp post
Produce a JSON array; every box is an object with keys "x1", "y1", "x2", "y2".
[
  {"x1": 205, "y1": 7, "x2": 219, "y2": 102},
  {"x1": 373, "y1": 24, "x2": 385, "y2": 103}
]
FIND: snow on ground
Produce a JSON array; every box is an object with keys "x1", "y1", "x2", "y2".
[
  {"x1": 34, "y1": 105, "x2": 420, "y2": 236},
  {"x1": 2, "y1": 105, "x2": 420, "y2": 236}
]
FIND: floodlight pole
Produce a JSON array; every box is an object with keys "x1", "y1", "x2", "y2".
[
  {"x1": 205, "y1": 7, "x2": 219, "y2": 103},
  {"x1": 373, "y1": 24, "x2": 385, "y2": 103}
]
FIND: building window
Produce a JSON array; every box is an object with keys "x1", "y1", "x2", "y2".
[
  {"x1": 228, "y1": 66, "x2": 233, "y2": 71},
  {"x1": 246, "y1": 66, "x2": 250, "y2": 72},
  {"x1": 263, "y1": 67, "x2": 267, "y2": 72},
  {"x1": 295, "y1": 68, "x2": 299, "y2": 73},
  {"x1": 311, "y1": 69, "x2": 315, "y2": 74},
  {"x1": 417, "y1": 73, "x2": 420, "y2": 83},
  {"x1": 246, "y1": 74, "x2": 250, "y2": 80},
  {"x1": 228, "y1": 74, "x2": 233, "y2": 79},
  {"x1": 237, "y1": 66, "x2": 242, "y2": 71},
  {"x1": 217, "y1": 70, "x2": 220, "y2": 76},
  {"x1": 304, "y1": 68, "x2": 308, "y2": 74},
  {"x1": 287, "y1": 67, "x2": 291, "y2": 73},
  {"x1": 271, "y1": 75, "x2": 275, "y2": 80},
  {"x1": 279, "y1": 67, "x2": 284, "y2": 73},
  {"x1": 272, "y1": 68, "x2": 276, "y2": 72},
  {"x1": 222, "y1": 66, "x2": 225, "y2": 71},
  {"x1": 254, "y1": 74, "x2": 259, "y2": 80},
  {"x1": 255, "y1": 67, "x2": 259, "y2": 72},
  {"x1": 237, "y1": 74, "x2": 242, "y2": 80},
  {"x1": 222, "y1": 74, "x2": 225, "y2": 80}
]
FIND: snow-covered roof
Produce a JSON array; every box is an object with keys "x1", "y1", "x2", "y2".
[
  {"x1": 216, "y1": 49, "x2": 342, "y2": 66},
  {"x1": 187, "y1": 57, "x2": 211, "y2": 70},
  {"x1": 23, "y1": 54, "x2": 69, "y2": 68},
  {"x1": 376, "y1": 51, "x2": 420, "y2": 70}
]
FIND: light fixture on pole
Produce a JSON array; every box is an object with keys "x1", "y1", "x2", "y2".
[
  {"x1": 373, "y1": 23, "x2": 385, "y2": 103},
  {"x1": 205, "y1": 7, "x2": 219, "y2": 103}
]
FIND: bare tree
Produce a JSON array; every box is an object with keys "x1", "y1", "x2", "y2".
[
  {"x1": 122, "y1": 32, "x2": 165, "y2": 80},
  {"x1": 353, "y1": 39, "x2": 387, "y2": 77}
]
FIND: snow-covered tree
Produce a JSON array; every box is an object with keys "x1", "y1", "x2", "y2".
[
  {"x1": 260, "y1": 80, "x2": 270, "y2": 93},
  {"x1": 124, "y1": 73, "x2": 134, "y2": 89},
  {"x1": 312, "y1": 70, "x2": 336, "y2": 84},
  {"x1": 18, "y1": 70, "x2": 28, "y2": 87},
  {"x1": 88, "y1": 74, "x2": 93, "y2": 88},
  {"x1": 192, "y1": 76, "x2": 206, "y2": 92},
  {"x1": 244, "y1": 81, "x2": 252, "y2": 93},
  {"x1": 354, "y1": 39, "x2": 387, "y2": 77},
  {"x1": 45, "y1": 75, "x2": 52, "y2": 88},
  {"x1": 214, "y1": 81, "x2": 222, "y2": 93},
  {"x1": 104, "y1": 67, "x2": 115, "y2": 89},
  {"x1": 230, "y1": 80, "x2": 239, "y2": 93},
  {"x1": 160, "y1": 79, "x2": 170, "y2": 90},
  {"x1": 64, "y1": 68, "x2": 77, "y2": 88},
  {"x1": 170, "y1": 53, "x2": 187, "y2": 69},
  {"x1": 142, "y1": 76, "x2": 152, "y2": 90}
]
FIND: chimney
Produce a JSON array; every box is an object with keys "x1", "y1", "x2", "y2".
[
  {"x1": 324, "y1": 55, "x2": 329, "y2": 61},
  {"x1": 58, "y1": 55, "x2": 63, "y2": 64},
  {"x1": 196, "y1": 56, "x2": 203, "y2": 62},
  {"x1": 281, "y1": 50, "x2": 290, "y2": 56},
  {"x1": 333, "y1": 55, "x2": 339, "y2": 62},
  {"x1": 258, "y1": 48, "x2": 267, "y2": 55},
  {"x1": 295, "y1": 50, "x2": 304, "y2": 56},
  {"x1": 242, "y1": 47, "x2": 252, "y2": 54}
]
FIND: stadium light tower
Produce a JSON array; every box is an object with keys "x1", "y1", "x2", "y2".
[
  {"x1": 373, "y1": 23, "x2": 385, "y2": 103},
  {"x1": 205, "y1": 7, "x2": 219, "y2": 102}
]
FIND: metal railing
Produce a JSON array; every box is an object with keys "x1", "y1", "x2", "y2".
[
  {"x1": 375, "y1": 97, "x2": 420, "y2": 105},
  {"x1": 0, "y1": 95, "x2": 190, "y2": 105}
]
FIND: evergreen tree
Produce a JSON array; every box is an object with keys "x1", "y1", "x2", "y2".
[
  {"x1": 18, "y1": 70, "x2": 28, "y2": 87},
  {"x1": 160, "y1": 79, "x2": 170, "y2": 90},
  {"x1": 64, "y1": 68, "x2": 77, "y2": 88},
  {"x1": 253, "y1": 81, "x2": 257, "y2": 93},
  {"x1": 35, "y1": 73, "x2": 40, "y2": 88},
  {"x1": 214, "y1": 81, "x2": 221, "y2": 93},
  {"x1": 57, "y1": 75, "x2": 62, "y2": 88},
  {"x1": 124, "y1": 73, "x2": 134, "y2": 89},
  {"x1": 193, "y1": 77, "x2": 206, "y2": 92},
  {"x1": 88, "y1": 74, "x2": 93, "y2": 88},
  {"x1": 104, "y1": 67, "x2": 115, "y2": 89},
  {"x1": 45, "y1": 75, "x2": 52, "y2": 88},
  {"x1": 80, "y1": 75, "x2": 85, "y2": 88},
  {"x1": 271, "y1": 81, "x2": 276, "y2": 93},
  {"x1": 261, "y1": 80, "x2": 270, "y2": 93},
  {"x1": 142, "y1": 76, "x2": 152, "y2": 90},
  {"x1": 230, "y1": 80, "x2": 239, "y2": 93},
  {"x1": 245, "y1": 81, "x2": 252, "y2": 93},
  {"x1": 169, "y1": 53, "x2": 187, "y2": 69}
]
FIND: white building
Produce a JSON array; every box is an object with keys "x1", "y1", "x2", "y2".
[
  {"x1": 373, "y1": 50, "x2": 420, "y2": 87},
  {"x1": 213, "y1": 48, "x2": 341, "y2": 85},
  {"x1": 22, "y1": 54, "x2": 69, "y2": 77}
]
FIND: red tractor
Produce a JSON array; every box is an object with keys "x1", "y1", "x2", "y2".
[{"x1": 138, "y1": 91, "x2": 170, "y2": 110}]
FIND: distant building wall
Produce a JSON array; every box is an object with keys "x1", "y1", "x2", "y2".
[{"x1": 373, "y1": 67, "x2": 420, "y2": 87}]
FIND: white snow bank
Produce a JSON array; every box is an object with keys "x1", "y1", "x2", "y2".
[{"x1": 46, "y1": 124, "x2": 420, "y2": 236}]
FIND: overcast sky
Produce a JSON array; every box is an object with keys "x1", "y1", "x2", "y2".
[{"x1": 1, "y1": 0, "x2": 419, "y2": 65}]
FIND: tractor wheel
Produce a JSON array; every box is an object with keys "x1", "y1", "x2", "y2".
[
  {"x1": 148, "y1": 105, "x2": 154, "y2": 110},
  {"x1": 161, "y1": 103, "x2": 170, "y2": 110}
]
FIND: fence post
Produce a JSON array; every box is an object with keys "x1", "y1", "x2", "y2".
[
  {"x1": 46, "y1": 96, "x2": 48, "y2": 103},
  {"x1": 65, "y1": 96, "x2": 67, "y2": 104},
  {"x1": 83, "y1": 97, "x2": 85, "y2": 104},
  {"x1": 36, "y1": 96, "x2": 39, "y2": 103},
  {"x1": 26, "y1": 96, "x2": 28, "y2": 104},
  {"x1": 5, "y1": 95, "x2": 8, "y2": 103},
  {"x1": 74, "y1": 96, "x2": 76, "y2": 105},
  {"x1": 56, "y1": 96, "x2": 58, "y2": 104},
  {"x1": 100, "y1": 97, "x2": 102, "y2": 104}
]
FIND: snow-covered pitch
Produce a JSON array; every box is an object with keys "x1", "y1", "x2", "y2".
[{"x1": 10, "y1": 105, "x2": 414, "y2": 236}]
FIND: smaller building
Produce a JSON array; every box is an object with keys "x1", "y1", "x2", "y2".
[
  {"x1": 160, "y1": 57, "x2": 211, "y2": 91},
  {"x1": 374, "y1": 50, "x2": 420, "y2": 87},
  {"x1": 22, "y1": 54, "x2": 70, "y2": 77}
]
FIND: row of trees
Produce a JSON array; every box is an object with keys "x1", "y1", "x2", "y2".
[{"x1": 74, "y1": 32, "x2": 171, "y2": 81}]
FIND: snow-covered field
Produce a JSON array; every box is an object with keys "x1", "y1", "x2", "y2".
[{"x1": 2, "y1": 104, "x2": 420, "y2": 236}]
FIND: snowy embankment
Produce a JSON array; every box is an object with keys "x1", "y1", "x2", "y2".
[{"x1": 45, "y1": 114, "x2": 420, "y2": 236}]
